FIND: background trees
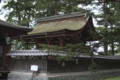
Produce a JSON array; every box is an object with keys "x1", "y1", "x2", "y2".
[
  {"x1": 3, "y1": 0, "x2": 36, "y2": 27},
  {"x1": 94, "y1": 2, "x2": 120, "y2": 55},
  {"x1": 3, "y1": 0, "x2": 92, "y2": 27}
]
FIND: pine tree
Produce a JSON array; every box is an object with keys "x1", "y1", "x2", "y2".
[
  {"x1": 3, "y1": 0, "x2": 36, "y2": 27},
  {"x1": 94, "y1": 2, "x2": 120, "y2": 55}
]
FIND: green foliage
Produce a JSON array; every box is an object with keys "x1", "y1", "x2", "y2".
[
  {"x1": 38, "y1": 43, "x2": 90, "y2": 54},
  {"x1": 3, "y1": 0, "x2": 36, "y2": 27},
  {"x1": 116, "y1": 45, "x2": 120, "y2": 55},
  {"x1": 64, "y1": 43, "x2": 90, "y2": 54},
  {"x1": 11, "y1": 40, "x2": 25, "y2": 50},
  {"x1": 38, "y1": 43, "x2": 98, "y2": 69},
  {"x1": 106, "y1": 76, "x2": 120, "y2": 80},
  {"x1": 56, "y1": 55, "x2": 72, "y2": 67},
  {"x1": 39, "y1": 44, "x2": 63, "y2": 53},
  {"x1": 88, "y1": 62, "x2": 98, "y2": 72},
  {"x1": 89, "y1": 25, "x2": 120, "y2": 56},
  {"x1": 3, "y1": 0, "x2": 91, "y2": 27},
  {"x1": 92, "y1": 2, "x2": 120, "y2": 55}
]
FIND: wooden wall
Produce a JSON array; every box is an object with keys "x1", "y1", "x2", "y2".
[
  {"x1": 7, "y1": 57, "x2": 120, "y2": 73},
  {"x1": 47, "y1": 58, "x2": 120, "y2": 73},
  {"x1": 47, "y1": 58, "x2": 91, "y2": 73},
  {"x1": 8, "y1": 57, "x2": 47, "y2": 72}
]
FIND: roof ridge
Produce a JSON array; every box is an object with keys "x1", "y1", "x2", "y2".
[{"x1": 37, "y1": 12, "x2": 86, "y2": 23}]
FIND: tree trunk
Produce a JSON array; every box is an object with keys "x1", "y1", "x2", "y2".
[
  {"x1": 104, "y1": 0, "x2": 108, "y2": 55},
  {"x1": 72, "y1": 4, "x2": 74, "y2": 12},
  {"x1": 104, "y1": 42, "x2": 108, "y2": 55},
  {"x1": 111, "y1": 42, "x2": 114, "y2": 56}
]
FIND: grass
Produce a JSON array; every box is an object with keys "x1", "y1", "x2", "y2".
[{"x1": 106, "y1": 76, "x2": 120, "y2": 80}]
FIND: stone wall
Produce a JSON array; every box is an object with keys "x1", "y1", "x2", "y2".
[{"x1": 8, "y1": 69, "x2": 120, "y2": 80}]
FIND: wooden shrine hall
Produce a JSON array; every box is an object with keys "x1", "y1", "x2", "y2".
[
  {"x1": 22, "y1": 12, "x2": 97, "y2": 48},
  {"x1": 0, "y1": 19, "x2": 31, "y2": 79}
]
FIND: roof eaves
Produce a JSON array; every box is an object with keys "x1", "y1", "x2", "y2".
[
  {"x1": 0, "y1": 20, "x2": 32, "y2": 32},
  {"x1": 22, "y1": 30, "x2": 66, "y2": 38}
]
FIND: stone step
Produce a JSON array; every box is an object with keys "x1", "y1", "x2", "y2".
[{"x1": 0, "y1": 69, "x2": 9, "y2": 80}]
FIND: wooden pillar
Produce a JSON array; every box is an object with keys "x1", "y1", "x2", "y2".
[
  {"x1": 58, "y1": 37, "x2": 65, "y2": 47},
  {"x1": 2, "y1": 44, "x2": 11, "y2": 68},
  {"x1": 35, "y1": 40, "x2": 39, "y2": 49},
  {"x1": 46, "y1": 38, "x2": 52, "y2": 45},
  {"x1": 2, "y1": 45, "x2": 5, "y2": 67},
  {"x1": 25, "y1": 40, "x2": 29, "y2": 49},
  {"x1": 46, "y1": 39, "x2": 50, "y2": 45},
  {"x1": 60, "y1": 40, "x2": 63, "y2": 46}
]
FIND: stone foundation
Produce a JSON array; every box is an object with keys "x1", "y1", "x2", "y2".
[{"x1": 8, "y1": 69, "x2": 120, "y2": 80}]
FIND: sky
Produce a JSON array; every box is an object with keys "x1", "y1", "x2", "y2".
[{"x1": 0, "y1": 2, "x2": 6, "y2": 21}]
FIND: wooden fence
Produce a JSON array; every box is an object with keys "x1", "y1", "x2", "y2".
[{"x1": 8, "y1": 58, "x2": 47, "y2": 72}]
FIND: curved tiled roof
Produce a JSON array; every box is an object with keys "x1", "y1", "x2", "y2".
[
  {"x1": 6, "y1": 50, "x2": 120, "y2": 60},
  {"x1": 6, "y1": 50, "x2": 66, "y2": 56},
  {"x1": 29, "y1": 13, "x2": 88, "y2": 34}
]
